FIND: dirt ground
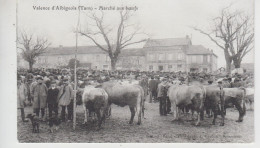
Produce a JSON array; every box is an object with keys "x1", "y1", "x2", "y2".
[{"x1": 17, "y1": 102, "x2": 254, "y2": 143}]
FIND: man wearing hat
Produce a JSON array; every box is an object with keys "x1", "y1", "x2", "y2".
[
  {"x1": 31, "y1": 76, "x2": 48, "y2": 120},
  {"x1": 148, "y1": 76, "x2": 159, "y2": 103},
  {"x1": 157, "y1": 78, "x2": 168, "y2": 115},
  {"x1": 47, "y1": 81, "x2": 59, "y2": 118},
  {"x1": 58, "y1": 78, "x2": 74, "y2": 122},
  {"x1": 17, "y1": 77, "x2": 29, "y2": 122},
  {"x1": 231, "y1": 77, "x2": 243, "y2": 88},
  {"x1": 217, "y1": 80, "x2": 223, "y2": 88}
]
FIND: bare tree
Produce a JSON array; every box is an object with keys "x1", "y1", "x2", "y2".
[
  {"x1": 193, "y1": 7, "x2": 254, "y2": 73},
  {"x1": 232, "y1": 15, "x2": 254, "y2": 68},
  {"x1": 17, "y1": 31, "x2": 50, "y2": 71},
  {"x1": 78, "y1": 10, "x2": 147, "y2": 71}
]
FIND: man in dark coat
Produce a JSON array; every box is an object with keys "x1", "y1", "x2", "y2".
[
  {"x1": 157, "y1": 78, "x2": 167, "y2": 115},
  {"x1": 148, "y1": 76, "x2": 160, "y2": 103},
  {"x1": 47, "y1": 81, "x2": 59, "y2": 118}
]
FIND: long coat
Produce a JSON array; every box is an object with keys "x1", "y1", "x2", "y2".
[
  {"x1": 17, "y1": 83, "x2": 28, "y2": 109},
  {"x1": 148, "y1": 79, "x2": 159, "y2": 92},
  {"x1": 157, "y1": 83, "x2": 165, "y2": 98},
  {"x1": 30, "y1": 81, "x2": 37, "y2": 97},
  {"x1": 47, "y1": 88, "x2": 59, "y2": 105},
  {"x1": 32, "y1": 83, "x2": 48, "y2": 108},
  {"x1": 58, "y1": 84, "x2": 73, "y2": 106}
]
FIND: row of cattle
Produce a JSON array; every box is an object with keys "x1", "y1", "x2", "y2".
[
  {"x1": 77, "y1": 81, "x2": 144, "y2": 129},
  {"x1": 77, "y1": 81, "x2": 254, "y2": 129}
]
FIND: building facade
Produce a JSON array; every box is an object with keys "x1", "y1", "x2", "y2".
[{"x1": 18, "y1": 36, "x2": 218, "y2": 72}]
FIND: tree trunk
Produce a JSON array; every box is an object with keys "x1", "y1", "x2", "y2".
[
  {"x1": 29, "y1": 61, "x2": 33, "y2": 72},
  {"x1": 233, "y1": 58, "x2": 241, "y2": 68},
  {"x1": 110, "y1": 58, "x2": 117, "y2": 71},
  {"x1": 224, "y1": 50, "x2": 232, "y2": 74},
  {"x1": 226, "y1": 60, "x2": 232, "y2": 74}
]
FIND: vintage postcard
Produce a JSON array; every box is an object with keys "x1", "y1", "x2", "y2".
[{"x1": 1, "y1": 0, "x2": 257, "y2": 145}]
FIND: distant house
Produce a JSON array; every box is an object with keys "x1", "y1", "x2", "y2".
[
  {"x1": 143, "y1": 37, "x2": 191, "y2": 72},
  {"x1": 240, "y1": 63, "x2": 254, "y2": 73},
  {"x1": 186, "y1": 45, "x2": 217, "y2": 73},
  {"x1": 143, "y1": 36, "x2": 217, "y2": 72},
  {"x1": 18, "y1": 36, "x2": 218, "y2": 72},
  {"x1": 230, "y1": 63, "x2": 254, "y2": 73}
]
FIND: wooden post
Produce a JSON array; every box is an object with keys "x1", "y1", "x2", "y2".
[{"x1": 73, "y1": 0, "x2": 80, "y2": 130}]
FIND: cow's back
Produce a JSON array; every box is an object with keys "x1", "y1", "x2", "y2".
[
  {"x1": 223, "y1": 88, "x2": 245, "y2": 98},
  {"x1": 205, "y1": 85, "x2": 223, "y2": 106},
  {"x1": 102, "y1": 81, "x2": 142, "y2": 107},
  {"x1": 168, "y1": 85, "x2": 191, "y2": 106}
]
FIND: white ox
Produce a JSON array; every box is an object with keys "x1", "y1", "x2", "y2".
[
  {"x1": 102, "y1": 81, "x2": 144, "y2": 125},
  {"x1": 168, "y1": 85, "x2": 206, "y2": 126}
]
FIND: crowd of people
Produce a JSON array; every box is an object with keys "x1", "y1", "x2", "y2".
[{"x1": 17, "y1": 67, "x2": 254, "y2": 123}]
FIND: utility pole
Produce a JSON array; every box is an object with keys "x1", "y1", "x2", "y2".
[{"x1": 73, "y1": 0, "x2": 80, "y2": 130}]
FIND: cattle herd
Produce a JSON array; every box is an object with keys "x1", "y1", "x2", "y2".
[{"x1": 17, "y1": 68, "x2": 254, "y2": 133}]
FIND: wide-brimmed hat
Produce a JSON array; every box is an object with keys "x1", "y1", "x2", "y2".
[
  {"x1": 36, "y1": 76, "x2": 43, "y2": 80},
  {"x1": 63, "y1": 78, "x2": 69, "y2": 81},
  {"x1": 51, "y1": 81, "x2": 56, "y2": 84},
  {"x1": 217, "y1": 80, "x2": 222, "y2": 84}
]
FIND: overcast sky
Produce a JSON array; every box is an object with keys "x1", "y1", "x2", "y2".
[{"x1": 17, "y1": 0, "x2": 254, "y2": 68}]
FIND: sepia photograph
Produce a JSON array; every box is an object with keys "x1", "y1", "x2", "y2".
[{"x1": 9, "y1": 0, "x2": 256, "y2": 143}]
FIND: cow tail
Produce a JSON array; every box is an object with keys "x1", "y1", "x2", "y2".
[
  {"x1": 137, "y1": 85, "x2": 145, "y2": 119},
  {"x1": 240, "y1": 87, "x2": 246, "y2": 114},
  {"x1": 140, "y1": 87, "x2": 145, "y2": 118},
  {"x1": 219, "y1": 86, "x2": 225, "y2": 115},
  {"x1": 240, "y1": 87, "x2": 246, "y2": 115},
  {"x1": 199, "y1": 86, "x2": 206, "y2": 111}
]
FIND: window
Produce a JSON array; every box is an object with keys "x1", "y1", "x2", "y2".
[
  {"x1": 203, "y1": 68, "x2": 208, "y2": 72},
  {"x1": 166, "y1": 53, "x2": 173, "y2": 60},
  {"x1": 187, "y1": 56, "x2": 191, "y2": 64},
  {"x1": 106, "y1": 55, "x2": 110, "y2": 62},
  {"x1": 148, "y1": 54, "x2": 155, "y2": 61},
  {"x1": 197, "y1": 55, "x2": 203, "y2": 64},
  {"x1": 178, "y1": 53, "x2": 184, "y2": 60},
  {"x1": 177, "y1": 64, "x2": 182, "y2": 71},
  {"x1": 149, "y1": 65, "x2": 153, "y2": 70},
  {"x1": 190, "y1": 68, "x2": 198, "y2": 72},
  {"x1": 168, "y1": 65, "x2": 172, "y2": 69},
  {"x1": 58, "y1": 57, "x2": 62, "y2": 63},
  {"x1": 37, "y1": 57, "x2": 41, "y2": 63},
  {"x1": 191, "y1": 55, "x2": 196, "y2": 63},
  {"x1": 158, "y1": 53, "x2": 164, "y2": 61},
  {"x1": 203, "y1": 55, "x2": 208, "y2": 63},
  {"x1": 158, "y1": 65, "x2": 163, "y2": 71},
  {"x1": 103, "y1": 65, "x2": 108, "y2": 69},
  {"x1": 96, "y1": 55, "x2": 100, "y2": 61}
]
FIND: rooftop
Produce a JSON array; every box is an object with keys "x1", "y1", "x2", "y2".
[
  {"x1": 42, "y1": 46, "x2": 105, "y2": 56},
  {"x1": 143, "y1": 37, "x2": 192, "y2": 48},
  {"x1": 42, "y1": 46, "x2": 145, "y2": 57},
  {"x1": 40, "y1": 38, "x2": 216, "y2": 57},
  {"x1": 186, "y1": 45, "x2": 217, "y2": 56}
]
